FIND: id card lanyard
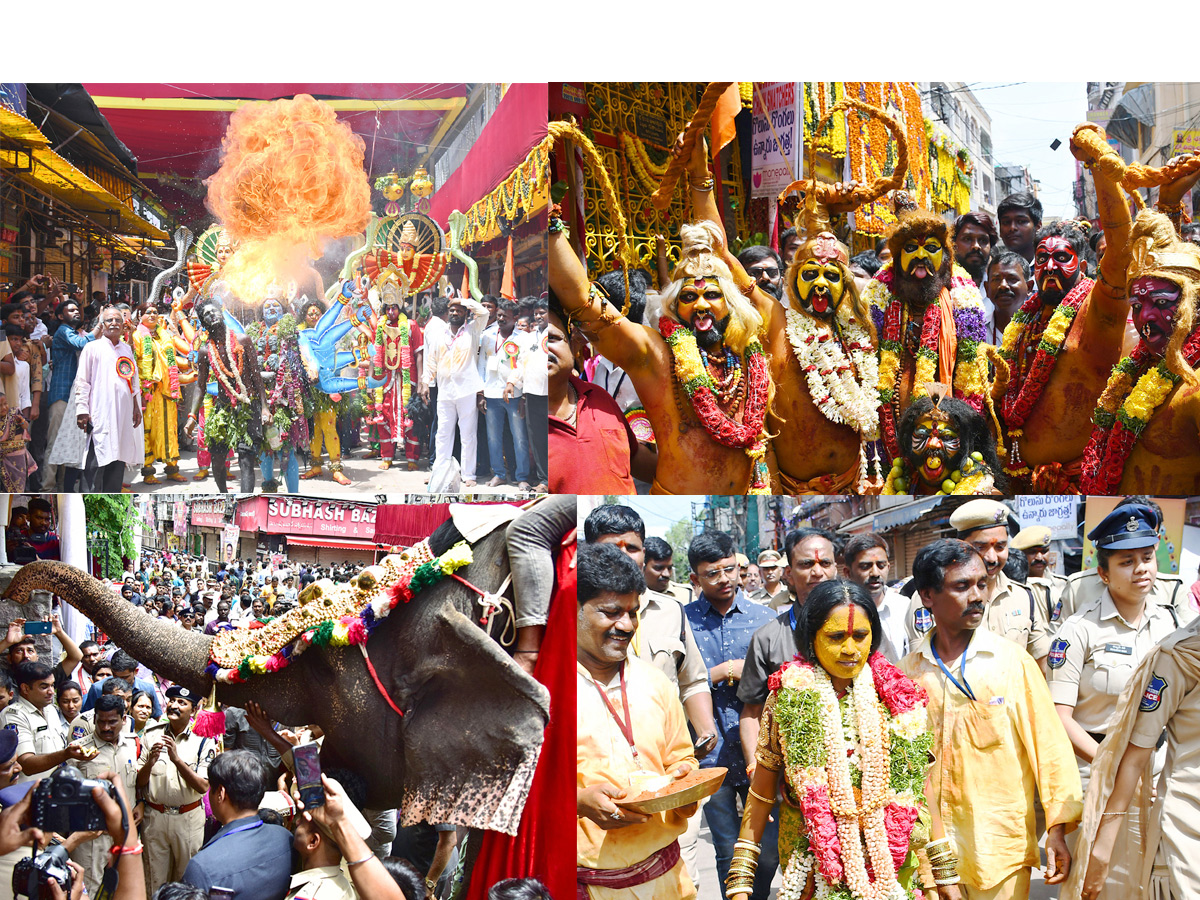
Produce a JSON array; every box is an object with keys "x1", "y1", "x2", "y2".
[
  {"x1": 930, "y1": 638, "x2": 978, "y2": 702},
  {"x1": 593, "y1": 662, "x2": 639, "y2": 764}
]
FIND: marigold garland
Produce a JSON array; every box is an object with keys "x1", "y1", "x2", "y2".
[
  {"x1": 867, "y1": 262, "x2": 986, "y2": 462},
  {"x1": 997, "y1": 277, "x2": 1093, "y2": 476},
  {"x1": 1079, "y1": 329, "x2": 1200, "y2": 493},
  {"x1": 768, "y1": 654, "x2": 931, "y2": 900},
  {"x1": 660, "y1": 318, "x2": 772, "y2": 493},
  {"x1": 620, "y1": 132, "x2": 670, "y2": 194},
  {"x1": 461, "y1": 141, "x2": 550, "y2": 246},
  {"x1": 207, "y1": 541, "x2": 472, "y2": 684}
]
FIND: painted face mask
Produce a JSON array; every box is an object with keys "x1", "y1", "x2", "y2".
[
  {"x1": 813, "y1": 604, "x2": 872, "y2": 681},
  {"x1": 910, "y1": 413, "x2": 961, "y2": 489},
  {"x1": 1033, "y1": 236, "x2": 1080, "y2": 301},
  {"x1": 795, "y1": 260, "x2": 844, "y2": 319},
  {"x1": 1130, "y1": 276, "x2": 1182, "y2": 357},
  {"x1": 901, "y1": 237, "x2": 945, "y2": 282},
  {"x1": 262, "y1": 298, "x2": 283, "y2": 325},
  {"x1": 676, "y1": 276, "x2": 730, "y2": 350}
]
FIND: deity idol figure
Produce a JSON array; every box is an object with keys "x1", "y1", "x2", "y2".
[
  {"x1": 863, "y1": 195, "x2": 988, "y2": 465},
  {"x1": 996, "y1": 124, "x2": 1134, "y2": 492},
  {"x1": 186, "y1": 227, "x2": 238, "y2": 294},
  {"x1": 370, "y1": 272, "x2": 414, "y2": 471},
  {"x1": 1079, "y1": 209, "x2": 1200, "y2": 494},
  {"x1": 726, "y1": 581, "x2": 934, "y2": 900},
  {"x1": 134, "y1": 303, "x2": 196, "y2": 485},
  {"x1": 259, "y1": 314, "x2": 310, "y2": 493},
  {"x1": 185, "y1": 293, "x2": 269, "y2": 493},
  {"x1": 549, "y1": 214, "x2": 774, "y2": 494},
  {"x1": 884, "y1": 385, "x2": 1006, "y2": 495}
]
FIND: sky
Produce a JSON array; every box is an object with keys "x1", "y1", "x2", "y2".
[
  {"x1": 970, "y1": 82, "x2": 1088, "y2": 219},
  {"x1": 622, "y1": 497, "x2": 701, "y2": 538}
]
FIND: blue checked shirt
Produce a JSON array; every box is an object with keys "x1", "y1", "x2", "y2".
[
  {"x1": 48, "y1": 323, "x2": 96, "y2": 405},
  {"x1": 685, "y1": 590, "x2": 777, "y2": 786}
]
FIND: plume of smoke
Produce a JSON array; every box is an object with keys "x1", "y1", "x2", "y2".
[{"x1": 205, "y1": 94, "x2": 371, "y2": 303}]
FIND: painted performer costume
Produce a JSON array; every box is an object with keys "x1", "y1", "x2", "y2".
[
  {"x1": 996, "y1": 124, "x2": 1134, "y2": 492},
  {"x1": 371, "y1": 282, "x2": 413, "y2": 470},
  {"x1": 1079, "y1": 209, "x2": 1200, "y2": 494},
  {"x1": 134, "y1": 305, "x2": 195, "y2": 484},
  {"x1": 863, "y1": 196, "x2": 989, "y2": 466},
  {"x1": 185, "y1": 294, "x2": 269, "y2": 494}
]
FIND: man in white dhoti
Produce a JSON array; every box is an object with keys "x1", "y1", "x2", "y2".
[{"x1": 76, "y1": 306, "x2": 143, "y2": 492}]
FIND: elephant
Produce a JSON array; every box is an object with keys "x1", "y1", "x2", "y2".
[{"x1": 3, "y1": 519, "x2": 550, "y2": 836}]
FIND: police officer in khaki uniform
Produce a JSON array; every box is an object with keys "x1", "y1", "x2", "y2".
[
  {"x1": 70, "y1": 693, "x2": 139, "y2": 895},
  {"x1": 905, "y1": 499, "x2": 1052, "y2": 665},
  {"x1": 1050, "y1": 502, "x2": 1181, "y2": 898},
  {"x1": 137, "y1": 684, "x2": 218, "y2": 896},
  {"x1": 0, "y1": 660, "x2": 90, "y2": 783},
  {"x1": 1012, "y1": 525, "x2": 1072, "y2": 628},
  {"x1": 1059, "y1": 567, "x2": 1188, "y2": 627}
]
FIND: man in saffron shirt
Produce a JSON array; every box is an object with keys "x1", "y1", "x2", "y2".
[{"x1": 548, "y1": 301, "x2": 639, "y2": 494}]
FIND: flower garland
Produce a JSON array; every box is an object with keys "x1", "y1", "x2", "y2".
[
  {"x1": 768, "y1": 654, "x2": 931, "y2": 900},
  {"x1": 660, "y1": 318, "x2": 771, "y2": 494},
  {"x1": 867, "y1": 262, "x2": 986, "y2": 462},
  {"x1": 461, "y1": 141, "x2": 549, "y2": 246},
  {"x1": 1079, "y1": 329, "x2": 1200, "y2": 494},
  {"x1": 997, "y1": 277, "x2": 1093, "y2": 477},
  {"x1": 784, "y1": 309, "x2": 880, "y2": 439},
  {"x1": 207, "y1": 541, "x2": 471, "y2": 684},
  {"x1": 208, "y1": 331, "x2": 252, "y2": 405},
  {"x1": 882, "y1": 451, "x2": 993, "y2": 495},
  {"x1": 620, "y1": 132, "x2": 670, "y2": 195}
]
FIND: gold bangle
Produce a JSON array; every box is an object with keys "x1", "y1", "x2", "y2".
[{"x1": 747, "y1": 786, "x2": 775, "y2": 806}]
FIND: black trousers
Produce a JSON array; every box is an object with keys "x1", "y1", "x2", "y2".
[
  {"x1": 210, "y1": 445, "x2": 257, "y2": 493},
  {"x1": 524, "y1": 392, "x2": 548, "y2": 484},
  {"x1": 83, "y1": 441, "x2": 125, "y2": 493}
]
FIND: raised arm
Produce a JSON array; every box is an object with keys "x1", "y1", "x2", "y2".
[
  {"x1": 547, "y1": 226, "x2": 659, "y2": 378},
  {"x1": 1072, "y1": 125, "x2": 1132, "y2": 326}
]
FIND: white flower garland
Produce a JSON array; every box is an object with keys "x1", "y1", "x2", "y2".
[
  {"x1": 784, "y1": 308, "x2": 880, "y2": 440},
  {"x1": 812, "y1": 665, "x2": 903, "y2": 900}
]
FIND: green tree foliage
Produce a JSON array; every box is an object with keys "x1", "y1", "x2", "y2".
[
  {"x1": 82, "y1": 495, "x2": 141, "y2": 579},
  {"x1": 664, "y1": 517, "x2": 694, "y2": 583}
]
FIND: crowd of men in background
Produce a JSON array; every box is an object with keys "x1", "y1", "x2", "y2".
[
  {"x1": 0, "y1": 274, "x2": 548, "y2": 493},
  {"x1": 577, "y1": 496, "x2": 1199, "y2": 899}
]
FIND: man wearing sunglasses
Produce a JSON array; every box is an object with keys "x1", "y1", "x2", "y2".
[{"x1": 737, "y1": 246, "x2": 784, "y2": 303}]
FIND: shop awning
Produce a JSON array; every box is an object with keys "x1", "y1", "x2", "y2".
[
  {"x1": 839, "y1": 496, "x2": 947, "y2": 534},
  {"x1": 429, "y1": 83, "x2": 549, "y2": 241},
  {"x1": 284, "y1": 536, "x2": 383, "y2": 552},
  {"x1": 0, "y1": 105, "x2": 167, "y2": 241}
]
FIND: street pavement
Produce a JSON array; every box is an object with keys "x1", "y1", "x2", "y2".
[{"x1": 126, "y1": 446, "x2": 535, "y2": 497}]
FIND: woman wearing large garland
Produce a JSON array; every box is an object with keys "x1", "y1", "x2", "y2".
[{"x1": 727, "y1": 581, "x2": 937, "y2": 900}]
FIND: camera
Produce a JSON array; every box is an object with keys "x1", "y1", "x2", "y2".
[
  {"x1": 30, "y1": 764, "x2": 114, "y2": 835},
  {"x1": 12, "y1": 844, "x2": 72, "y2": 900}
]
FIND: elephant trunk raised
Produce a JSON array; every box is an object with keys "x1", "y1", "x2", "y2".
[{"x1": 5, "y1": 561, "x2": 215, "y2": 695}]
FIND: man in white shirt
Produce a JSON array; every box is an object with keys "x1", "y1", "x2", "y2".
[
  {"x1": 840, "y1": 532, "x2": 909, "y2": 662},
  {"x1": 419, "y1": 293, "x2": 489, "y2": 486},
  {"x1": 76, "y1": 305, "x2": 143, "y2": 492},
  {"x1": 506, "y1": 312, "x2": 547, "y2": 492},
  {"x1": 480, "y1": 298, "x2": 532, "y2": 488}
]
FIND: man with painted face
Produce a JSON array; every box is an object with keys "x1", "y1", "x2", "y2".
[
  {"x1": 900, "y1": 539, "x2": 1081, "y2": 900},
  {"x1": 371, "y1": 287, "x2": 414, "y2": 471},
  {"x1": 905, "y1": 499, "x2": 1051, "y2": 671},
  {"x1": 887, "y1": 389, "x2": 1006, "y2": 495},
  {"x1": 184, "y1": 293, "x2": 269, "y2": 493},
  {"x1": 864, "y1": 194, "x2": 989, "y2": 467},
  {"x1": 134, "y1": 302, "x2": 194, "y2": 485},
  {"x1": 1079, "y1": 209, "x2": 1200, "y2": 494},
  {"x1": 997, "y1": 125, "x2": 1133, "y2": 492}
]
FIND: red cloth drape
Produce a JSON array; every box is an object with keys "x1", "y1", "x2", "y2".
[
  {"x1": 372, "y1": 503, "x2": 451, "y2": 546},
  {"x1": 464, "y1": 531, "x2": 576, "y2": 900}
]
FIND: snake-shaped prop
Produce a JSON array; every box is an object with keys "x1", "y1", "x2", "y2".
[
  {"x1": 776, "y1": 98, "x2": 910, "y2": 233},
  {"x1": 150, "y1": 227, "x2": 194, "y2": 307},
  {"x1": 446, "y1": 210, "x2": 481, "y2": 301},
  {"x1": 329, "y1": 216, "x2": 385, "y2": 301}
]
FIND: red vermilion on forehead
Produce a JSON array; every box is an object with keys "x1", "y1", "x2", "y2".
[
  {"x1": 1131, "y1": 276, "x2": 1178, "y2": 296},
  {"x1": 846, "y1": 604, "x2": 855, "y2": 630},
  {"x1": 693, "y1": 277, "x2": 707, "y2": 290}
]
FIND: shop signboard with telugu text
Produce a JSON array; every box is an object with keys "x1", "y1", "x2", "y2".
[
  {"x1": 1173, "y1": 130, "x2": 1200, "y2": 157},
  {"x1": 190, "y1": 498, "x2": 227, "y2": 528},
  {"x1": 750, "y1": 82, "x2": 801, "y2": 200},
  {"x1": 1016, "y1": 496, "x2": 1078, "y2": 541}
]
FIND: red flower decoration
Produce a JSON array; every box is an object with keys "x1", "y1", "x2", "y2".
[
  {"x1": 801, "y1": 783, "x2": 844, "y2": 883},
  {"x1": 869, "y1": 653, "x2": 927, "y2": 716},
  {"x1": 883, "y1": 803, "x2": 920, "y2": 872}
]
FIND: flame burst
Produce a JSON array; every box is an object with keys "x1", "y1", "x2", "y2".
[{"x1": 205, "y1": 94, "x2": 371, "y2": 303}]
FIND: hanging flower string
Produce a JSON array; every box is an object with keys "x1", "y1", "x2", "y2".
[
  {"x1": 1079, "y1": 328, "x2": 1200, "y2": 494},
  {"x1": 784, "y1": 309, "x2": 880, "y2": 439},
  {"x1": 206, "y1": 541, "x2": 473, "y2": 684},
  {"x1": 659, "y1": 318, "x2": 772, "y2": 493}
]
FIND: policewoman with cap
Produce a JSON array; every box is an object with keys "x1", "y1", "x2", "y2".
[
  {"x1": 1012, "y1": 525, "x2": 1071, "y2": 629},
  {"x1": 1048, "y1": 502, "x2": 1179, "y2": 897},
  {"x1": 137, "y1": 683, "x2": 217, "y2": 896},
  {"x1": 905, "y1": 499, "x2": 1052, "y2": 666}
]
